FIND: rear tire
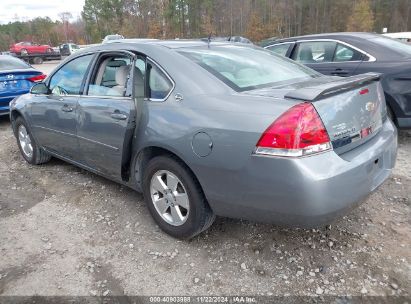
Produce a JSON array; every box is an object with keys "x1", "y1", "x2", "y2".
[
  {"x1": 14, "y1": 117, "x2": 51, "y2": 165},
  {"x1": 142, "y1": 156, "x2": 215, "y2": 239},
  {"x1": 33, "y1": 57, "x2": 43, "y2": 64}
]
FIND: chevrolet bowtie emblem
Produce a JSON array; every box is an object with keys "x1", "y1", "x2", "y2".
[{"x1": 365, "y1": 102, "x2": 375, "y2": 112}]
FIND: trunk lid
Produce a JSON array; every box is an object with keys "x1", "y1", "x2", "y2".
[
  {"x1": 245, "y1": 73, "x2": 386, "y2": 155},
  {"x1": 0, "y1": 69, "x2": 43, "y2": 94}
]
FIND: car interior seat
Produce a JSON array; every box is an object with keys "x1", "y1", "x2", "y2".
[
  {"x1": 113, "y1": 65, "x2": 131, "y2": 96},
  {"x1": 299, "y1": 46, "x2": 314, "y2": 62}
]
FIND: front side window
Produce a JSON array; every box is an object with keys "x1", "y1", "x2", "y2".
[
  {"x1": 49, "y1": 54, "x2": 93, "y2": 96},
  {"x1": 266, "y1": 43, "x2": 292, "y2": 57},
  {"x1": 146, "y1": 61, "x2": 173, "y2": 100},
  {"x1": 179, "y1": 45, "x2": 318, "y2": 92},
  {"x1": 292, "y1": 41, "x2": 337, "y2": 63},
  {"x1": 87, "y1": 55, "x2": 132, "y2": 97},
  {"x1": 334, "y1": 44, "x2": 363, "y2": 62}
]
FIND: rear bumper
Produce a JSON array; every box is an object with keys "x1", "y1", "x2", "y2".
[
  {"x1": 0, "y1": 93, "x2": 28, "y2": 115},
  {"x1": 206, "y1": 119, "x2": 398, "y2": 227}
]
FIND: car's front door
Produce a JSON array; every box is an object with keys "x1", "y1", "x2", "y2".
[
  {"x1": 30, "y1": 54, "x2": 94, "y2": 159},
  {"x1": 76, "y1": 51, "x2": 143, "y2": 179},
  {"x1": 291, "y1": 40, "x2": 364, "y2": 77}
]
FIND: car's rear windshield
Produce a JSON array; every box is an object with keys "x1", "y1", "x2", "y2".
[
  {"x1": 0, "y1": 56, "x2": 30, "y2": 71},
  {"x1": 371, "y1": 37, "x2": 411, "y2": 56},
  {"x1": 178, "y1": 45, "x2": 318, "y2": 91}
]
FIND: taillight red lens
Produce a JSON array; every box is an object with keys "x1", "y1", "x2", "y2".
[
  {"x1": 255, "y1": 103, "x2": 331, "y2": 157},
  {"x1": 28, "y1": 74, "x2": 46, "y2": 82}
]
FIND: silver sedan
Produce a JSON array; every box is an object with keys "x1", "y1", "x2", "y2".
[{"x1": 10, "y1": 40, "x2": 397, "y2": 239}]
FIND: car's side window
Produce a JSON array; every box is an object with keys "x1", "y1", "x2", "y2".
[
  {"x1": 333, "y1": 43, "x2": 363, "y2": 62},
  {"x1": 292, "y1": 41, "x2": 337, "y2": 63},
  {"x1": 146, "y1": 61, "x2": 173, "y2": 100},
  {"x1": 87, "y1": 55, "x2": 132, "y2": 97},
  {"x1": 49, "y1": 54, "x2": 93, "y2": 96},
  {"x1": 266, "y1": 43, "x2": 292, "y2": 57}
]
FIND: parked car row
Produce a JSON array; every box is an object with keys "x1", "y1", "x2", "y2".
[
  {"x1": 8, "y1": 38, "x2": 397, "y2": 239},
  {"x1": 265, "y1": 32, "x2": 411, "y2": 129}
]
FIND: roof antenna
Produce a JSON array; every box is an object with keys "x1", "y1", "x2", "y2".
[{"x1": 207, "y1": 33, "x2": 212, "y2": 48}]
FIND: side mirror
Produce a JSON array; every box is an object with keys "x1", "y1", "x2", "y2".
[{"x1": 30, "y1": 83, "x2": 49, "y2": 95}]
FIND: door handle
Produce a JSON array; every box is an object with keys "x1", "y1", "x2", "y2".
[
  {"x1": 61, "y1": 104, "x2": 73, "y2": 112},
  {"x1": 110, "y1": 111, "x2": 128, "y2": 120},
  {"x1": 331, "y1": 68, "x2": 349, "y2": 76}
]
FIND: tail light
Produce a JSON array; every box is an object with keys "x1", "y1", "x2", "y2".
[
  {"x1": 27, "y1": 74, "x2": 46, "y2": 82},
  {"x1": 255, "y1": 103, "x2": 331, "y2": 157}
]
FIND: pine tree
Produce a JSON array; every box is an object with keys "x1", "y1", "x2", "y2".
[
  {"x1": 347, "y1": 0, "x2": 375, "y2": 32},
  {"x1": 245, "y1": 13, "x2": 266, "y2": 43}
]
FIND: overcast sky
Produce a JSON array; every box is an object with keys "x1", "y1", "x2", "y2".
[{"x1": 0, "y1": 0, "x2": 85, "y2": 24}]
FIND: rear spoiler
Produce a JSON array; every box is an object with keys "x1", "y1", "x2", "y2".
[{"x1": 285, "y1": 72, "x2": 382, "y2": 102}]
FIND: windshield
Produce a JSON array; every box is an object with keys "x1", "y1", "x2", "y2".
[
  {"x1": 0, "y1": 56, "x2": 30, "y2": 70},
  {"x1": 179, "y1": 45, "x2": 318, "y2": 91},
  {"x1": 371, "y1": 37, "x2": 411, "y2": 56}
]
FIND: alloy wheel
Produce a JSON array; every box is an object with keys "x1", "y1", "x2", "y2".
[
  {"x1": 18, "y1": 125, "x2": 33, "y2": 159},
  {"x1": 150, "y1": 170, "x2": 190, "y2": 226}
]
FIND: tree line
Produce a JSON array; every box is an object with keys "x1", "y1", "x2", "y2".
[{"x1": 1, "y1": 0, "x2": 410, "y2": 51}]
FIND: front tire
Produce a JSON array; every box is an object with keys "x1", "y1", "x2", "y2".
[
  {"x1": 14, "y1": 117, "x2": 51, "y2": 165},
  {"x1": 142, "y1": 156, "x2": 215, "y2": 239}
]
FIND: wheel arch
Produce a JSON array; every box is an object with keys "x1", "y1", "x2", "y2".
[
  {"x1": 384, "y1": 92, "x2": 402, "y2": 126},
  {"x1": 10, "y1": 109, "x2": 23, "y2": 134},
  {"x1": 132, "y1": 145, "x2": 208, "y2": 201}
]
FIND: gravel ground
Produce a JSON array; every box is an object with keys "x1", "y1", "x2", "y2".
[{"x1": 0, "y1": 63, "x2": 410, "y2": 297}]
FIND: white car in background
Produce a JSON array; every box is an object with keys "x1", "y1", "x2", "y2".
[
  {"x1": 102, "y1": 34, "x2": 125, "y2": 44},
  {"x1": 383, "y1": 32, "x2": 411, "y2": 43}
]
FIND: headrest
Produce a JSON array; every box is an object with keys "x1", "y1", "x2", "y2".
[{"x1": 115, "y1": 65, "x2": 130, "y2": 86}]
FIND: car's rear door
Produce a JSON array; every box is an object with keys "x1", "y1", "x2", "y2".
[
  {"x1": 291, "y1": 40, "x2": 363, "y2": 76},
  {"x1": 30, "y1": 54, "x2": 95, "y2": 159},
  {"x1": 76, "y1": 51, "x2": 141, "y2": 179}
]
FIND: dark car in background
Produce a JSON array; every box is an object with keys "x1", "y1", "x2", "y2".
[
  {"x1": 0, "y1": 55, "x2": 46, "y2": 115},
  {"x1": 265, "y1": 33, "x2": 411, "y2": 129},
  {"x1": 59, "y1": 43, "x2": 80, "y2": 56},
  {"x1": 201, "y1": 36, "x2": 253, "y2": 44}
]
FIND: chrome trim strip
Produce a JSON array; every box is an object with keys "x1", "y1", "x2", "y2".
[
  {"x1": 264, "y1": 42, "x2": 294, "y2": 49},
  {"x1": 76, "y1": 135, "x2": 119, "y2": 151},
  {"x1": 80, "y1": 95, "x2": 132, "y2": 101},
  {"x1": 33, "y1": 125, "x2": 76, "y2": 138},
  {"x1": 34, "y1": 125, "x2": 119, "y2": 151}
]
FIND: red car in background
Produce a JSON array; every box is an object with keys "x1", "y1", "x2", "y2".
[{"x1": 10, "y1": 42, "x2": 53, "y2": 55}]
